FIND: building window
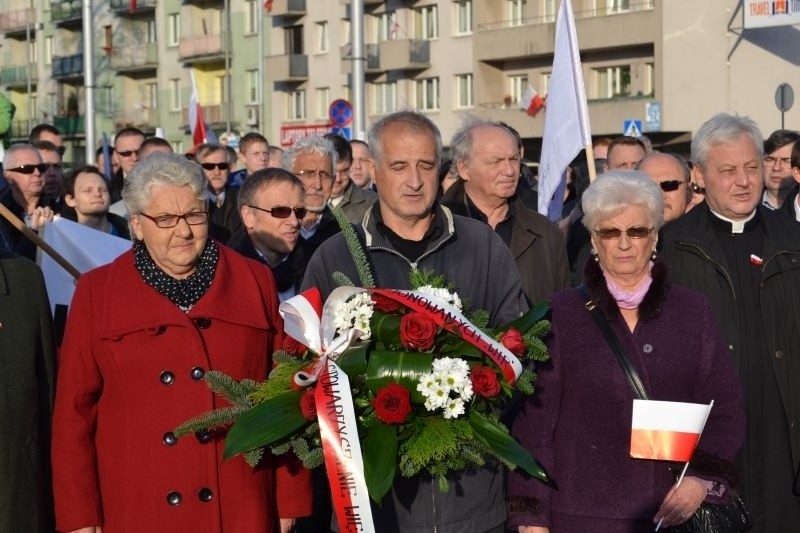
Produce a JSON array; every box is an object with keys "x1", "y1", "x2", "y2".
[
  {"x1": 246, "y1": 70, "x2": 258, "y2": 104},
  {"x1": 508, "y1": 0, "x2": 527, "y2": 26},
  {"x1": 414, "y1": 5, "x2": 438, "y2": 40},
  {"x1": 540, "y1": 72, "x2": 552, "y2": 95},
  {"x1": 31, "y1": 93, "x2": 38, "y2": 120},
  {"x1": 596, "y1": 0, "x2": 631, "y2": 15},
  {"x1": 146, "y1": 82, "x2": 158, "y2": 109},
  {"x1": 315, "y1": 22, "x2": 329, "y2": 53},
  {"x1": 341, "y1": 20, "x2": 351, "y2": 47},
  {"x1": 245, "y1": 0, "x2": 258, "y2": 35},
  {"x1": 287, "y1": 90, "x2": 306, "y2": 120},
  {"x1": 215, "y1": 76, "x2": 226, "y2": 105},
  {"x1": 508, "y1": 74, "x2": 528, "y2": 104},
  {"x1": 454, "y1": 0, "x2": 473, "y2": 36},
  {"x1": 316, "y1": 87, "x2": 330, "y2": 119},
  {"x1": 28, "y1": 39, "x2": 37, "y2": 64},
  {"x1": 643, "y1": 62, "x2": 654, "y2": 96},
  {"x1": 544, "y1": 0, "x2": 557, "y2": 22},
  {"x1": 101, "y1": 86, "x2": 115, "y2": 116},
  {"x1": 373, "y1": 12, "x2": 396, "y2": 42},
  {"x1": 147, "y1": 19, "x2": 157, "y2": 43},
  {"x1": 286, "y1": 25, "x2": 304, "y2": 54},
  {"x1": 593, "y1": 65, "x2": 631, "y2": 99},
  {"x1": 169, "y1": 79, "x2": 181, "y2": 111},
  {"x1": 44, "y1": 36, "x2": 53, "y2": 66},
  {"x1": 372, "y1": 81, "x2": 397, "y2": 115},
  {"x1": 167, "y1": 13, "x2": 180, "y2": 47},
  {"x1": 456, "y1": 73, "x2": 473, "y2": 109},
  {"x1": 415, "y1": 77, "x2": 439, "y2": 112}
]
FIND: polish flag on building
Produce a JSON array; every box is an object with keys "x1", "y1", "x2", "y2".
[
  {"x1": 188, "y1": 71, "x2": 207, "y2": 147},
  {"x1": 264, "y1": 0, "x2": 273, "y2": 11},
  {"x1": 130, "y1": 0, "x2": 136, "y2": 14},
  {"x1": 630, "y1": 399, "x2": 713, "y2": 462},
  {"x1": 520, "y1": 85, "x2": 545, "y2": 118}
]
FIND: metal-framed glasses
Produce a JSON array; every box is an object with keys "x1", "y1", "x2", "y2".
[
  {"x1": 296, "y1": 169, "x2": 332, "y2": 181},
  {"x1": 139, "y1": 211, "x2": 209, "y2": 228},
  {"x1": 247, "y1": 205, "x2": 307, "y2": 219},
  {"x1": 594, "y1": 226, "x2": 654, "y2": 240},
  {"x1": 764, "y1": 156, "x2": 792, "y2": 167}
]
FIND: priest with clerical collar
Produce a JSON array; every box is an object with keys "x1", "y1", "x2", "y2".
[{"x1": 660, "y1": 112, "x2": 800, "y2": 532}]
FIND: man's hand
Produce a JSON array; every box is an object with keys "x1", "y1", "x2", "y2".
[{"x1": 29, "y1": 206, "x2": 54, "y2": 231}]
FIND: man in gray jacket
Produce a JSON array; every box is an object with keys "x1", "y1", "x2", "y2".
[{"x1": 302, "y1": 110, "x2": 527, "y2": 532}]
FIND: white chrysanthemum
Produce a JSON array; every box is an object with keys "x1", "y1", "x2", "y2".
[
  {"x1": 443, "y1": 398, "x2": 465, "y2": 419},
  {"x1": 416, "y1": 285, "x2": 463, "y2": 313},
  {"x1": 333, "y1": 292, "x2": 374, "y2": 339},
  {"x1": 432, "y1": 357, "x2": 456, "y2": 374}
]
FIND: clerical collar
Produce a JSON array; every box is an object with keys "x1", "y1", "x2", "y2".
[{"x1": 708, "y1": 206, "x2": 757, "y2": 234}]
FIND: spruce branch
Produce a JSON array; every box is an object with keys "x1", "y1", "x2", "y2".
[
  {"x1": 332, "y1": 271, "x2": 355, "y2": 287},
  {"x1": 203, "y1": 370, "x2": 256, "y2": 408},
  {"x1": 331, "y1": 204, "x2": 375, "y2": 287},
  {"x1": 173, "y1": 405, "x2": 248, "y2": 438}
]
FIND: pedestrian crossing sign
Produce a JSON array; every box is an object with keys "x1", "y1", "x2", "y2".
[{"x1": 623, "y1": 120, "x2": 643, "y2": 137}]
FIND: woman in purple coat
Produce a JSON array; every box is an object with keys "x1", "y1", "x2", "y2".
[{"x1": 508, "y1": 171, "x2": 745, "y2": 532}]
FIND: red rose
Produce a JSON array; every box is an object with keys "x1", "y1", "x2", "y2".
[
  {"x1": 283, "y1": 336, "x2": 307, "y2": 356},
  {"x1": 499, "y1": 328, "x2": 526, "y2": 356},
  {"x1": 399, "y1": 312, "x2": 438, "y2": 351},
  {"x1": 372, "y1": 293, "x2": 403, "y2": 313},
  {"x1": 373, "y1": 384, "x2": 412, "y2": 424},
  {"x1": 470, "y1": 365, "x2": 501, "y2": 398},
  {"x1": 300, "y1": 388, "x2": 316, "y2": 420}
]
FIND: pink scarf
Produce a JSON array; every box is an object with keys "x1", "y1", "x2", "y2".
[{"x1": 603, "y1": 263, "x2": 653, "y2": 310}]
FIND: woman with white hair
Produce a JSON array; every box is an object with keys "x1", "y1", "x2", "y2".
[
  {"x1": 51, "y1": 152, "x2": 310, "y2": 533},
  {"x1": 507, "y1": 171, "x2": 745, "y2": 532}
]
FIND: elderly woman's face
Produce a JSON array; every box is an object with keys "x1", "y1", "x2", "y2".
[
  {"x1": 591, "y1": 204, "x2": 657, "y2": 285},
  {"x1": 130, "y1": 184, "x2": 208, "y2": 279}
]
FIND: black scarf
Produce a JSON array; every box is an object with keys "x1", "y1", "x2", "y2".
[{"x1": 133, "y1": 238, "x2": 219, "y2": 312}]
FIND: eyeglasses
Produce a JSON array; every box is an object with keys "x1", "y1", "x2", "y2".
[
  {"x1": 594, "y1": 226, "x2": 654, "y2": 240},
  {"x1": 115, "y1": 150, "x2": 137, "y2": 158},
  {"x1": 658, "y1": 179, "x2": 689, "y2": 192},
  {"x1": 56, "y1": 146, "x2": 66, "y2": 156},
  {"x1": 139, "y1": 211, "x2": 209, "y2": 228},
  {"x1": 764, "y1": 156, "x2": 792, "y2": 167},
  {"x1": 200, "y1": 162, "x2": 230, "y2": 171},
  {"x1": 247, "y1": 204, "x2": 307, "y2": 219},
  {"x1": 7, "y1": 163, "x2": 47, "y2": 174},
  {"x1": 296, "y1": 169, "x2": 332, "y2": 181}
]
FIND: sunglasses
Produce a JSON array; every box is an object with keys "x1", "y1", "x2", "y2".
[
  {"x1": 248, "y1": 204, "x2": 307, "y2": 219},
  {"x1": 200, "y1": 162, "x2": 230, "y2": 171},
  {"x1": 594, "y1": 226, "x2": 654, "y2": 240},
  {"x1": 7, "y1": 163, "x2": 48, "y2": 174},
  {"x1": 115, "y1": 150, "x2": 137, "y2": 158},
  {"x1": 658, "y1": 179, "x2": 689, "y2": 192}
]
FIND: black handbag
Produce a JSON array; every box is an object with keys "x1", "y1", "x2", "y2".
[{"x1": 579, "y1": 287, "x2": 752, "y2": 532}]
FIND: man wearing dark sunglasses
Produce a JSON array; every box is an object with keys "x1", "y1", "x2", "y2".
[
  {"x1": 196, "y1": 143, "x2": 241, "y2": 242},
  {"x1": 108, "y1": 127, "x2": 145, "y2": 204},
  {"x1": 0, "y1": 144, "x2": 55, "y2": 259},
  {"x1": 32, "y1": 139, "x2": 65, "y2": 211},
  {"x1": 637, "y1": 152, "x2": 692, "y2": 223}
]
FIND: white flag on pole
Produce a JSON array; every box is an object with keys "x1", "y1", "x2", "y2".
[{"x1": 537, "y1": 0, "x2": 592, "y2": 221}]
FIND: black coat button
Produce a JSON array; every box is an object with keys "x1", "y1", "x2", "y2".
[
  {"x1": 166, "y1": 491, "x2": 182, "y2": 506},
  {"x1": 163, "y1": 432, "x2": 177, "y2": 446},
  {"x1": 196, "y1": 429, "x2": 212, "y2": 444},
  {"x1": 160, "y1": 371, "x2": 175, "y2": 385},
  {"x1": 198, "y1": 488, "x2": 213, "y2": 502},
  {"x1": 195, "y1": 318, "x2": 212, "y2": 329},
  {"x1": 190, "y1": 367, "x2": 205, "y2": 381}
]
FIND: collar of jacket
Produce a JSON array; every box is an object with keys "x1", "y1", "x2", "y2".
[
  {"x1": 98, "y1": 244, "x2": 271, "y2": 339},
  {"x1": 583, "y1": 256, "x2": 669, "y2": 321},
  {"x1": 0, "y1": 251, "x2": 12, "y2": 295},
  {"x1": 361, "y1": 202, "x2": 455, "y2": 252}
]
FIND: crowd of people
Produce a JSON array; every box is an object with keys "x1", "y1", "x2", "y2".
[{"x1": 1, "y1": 109, "x2": 799, "y2": 533}]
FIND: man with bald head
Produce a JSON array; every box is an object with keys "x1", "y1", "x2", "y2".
[{"x1": 637, "y1": 152, "x2": 692, "y2": 222}]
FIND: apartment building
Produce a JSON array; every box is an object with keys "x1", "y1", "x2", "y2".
[{"x1": 1, "y1": 1, "x2": 797, "y2": 164}]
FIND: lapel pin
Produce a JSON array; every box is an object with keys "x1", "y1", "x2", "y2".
[{"x1": 749, "y1": 254, "x2": 763, "y2": 266}]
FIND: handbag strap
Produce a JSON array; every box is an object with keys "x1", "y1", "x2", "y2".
[{"x1": 578, "y1": 285, "x2": 650, "y2": 401}]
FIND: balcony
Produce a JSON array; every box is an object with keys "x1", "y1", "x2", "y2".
[
  {"x1": 474, "y1": 2, "x2": 657, "y2": 63},
  {"x1": 269, "y1": 0, "x2": 306, "y2": 18},
  {"x1": 377, "y1": 39, "x2": 430, "y2": 71},
  {"x1": 111, "y1": 43, "x2": 158, "y2": 74},
  {"x1": 179, "y1": 33, "x2": 227, "y2": 63},
  {"x1": 113, "y1": 107, "x2": 156, "y2": 130},
  {"x1": 0, "y1": 8, "x2": 35, "y2": 38},
  {"x1": 340, "y1": 0, "x2": 382, "y2": 5},
  {"x1": 340, "y1": 43, "x2": 382, "y2": 74},
  {"x1": 51, "y1": 1, "x2": 83, "y2": 28},
  {"x1": 264, "y1": 53, "x2": 308, "y2": 82},
  {"x1": 52, "y1": 53, "x2": 84, "y2": 82},
  {"x1": 110, "y1": 0, "x2": 157, "y2": 15},
  {"x1": 10, "y1": 120, "x2": 30, "y2": 139},
  {"x1": 54, "y1": 115, "x2": 85, "y2": 137},
  {"x1": 0, "y1": 65, "x2": 37, "y2": 88},
  {"x1": 181, "y1": 0, "x2": 224, "y2": 5},
  {"x1": 181, "y1": 104, "x2": 223, "y2": 127}
]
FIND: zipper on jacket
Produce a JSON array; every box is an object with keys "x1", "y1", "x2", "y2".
[
  {"x1": 676, "y1": 241, "x2": 737, "y2": 301},
  {"x1": 368, "y1": 231, "x2": 454, "y2": 272}
]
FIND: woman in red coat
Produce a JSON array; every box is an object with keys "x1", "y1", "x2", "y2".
[{"x1": 52, "y1": 152, "x2": 311, "y2": 533}]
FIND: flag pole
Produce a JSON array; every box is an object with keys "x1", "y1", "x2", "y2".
[
  {"x1": 0, "y1": 205, "x2": 81, "y2": 280},
  {"x1": 585, "y1": 143, "x2": 597, "y2": 183}
]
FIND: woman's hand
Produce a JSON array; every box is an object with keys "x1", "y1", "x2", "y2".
[
  {"x1": 519, "y1": 527, "x2": 550, "y2": 533},
  {"x1": 653, "y1": 476, "x2": 707, "y2": 527},
  {"x1": 279, "y1": 518, "x2": 296, "y2": 533}
]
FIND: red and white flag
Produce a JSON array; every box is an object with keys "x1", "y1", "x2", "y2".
[
  {"x1": 520, "y1": 85, "x2": 545, "y2": 118},
  {"x1": 263, "y1": 0, "x2": 273, "y2": 11},
  {"x1": 188, "y1": 70, "x2": 207, "y2": 147},
  {"x1": 537, "y1": 0, "x2": 592, "y2": 221},
  {"x1": 630, "y1": 399, "x2": 713, "y2": 462}
]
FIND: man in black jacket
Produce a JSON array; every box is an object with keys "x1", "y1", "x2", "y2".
[
  {"x1": 302, "y1": 111, "x2": 527, "y2": 532},
  {"x1": 660, "y1": 113, "x2": 800, "y2": 532}
]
